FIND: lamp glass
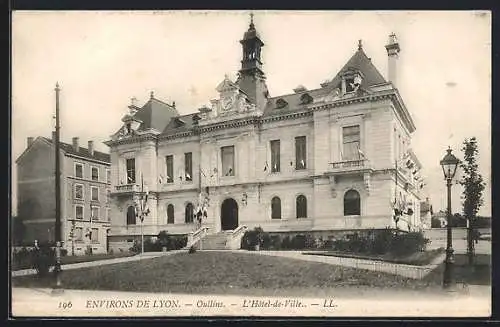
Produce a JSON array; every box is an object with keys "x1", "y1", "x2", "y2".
[{"x1": 440, "y1": 149, "x2": 459, "y2": 179}]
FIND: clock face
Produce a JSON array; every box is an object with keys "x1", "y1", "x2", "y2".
[{"x1": 221, "y1": 97, "x2": 233, "y2": 110}]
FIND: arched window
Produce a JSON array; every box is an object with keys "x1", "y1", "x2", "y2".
[
  {"x1": 271, "y1": 197, "x2": 281, "y2": 219},
  {"x1": 344, "y1": 190, "x2": 361, "y2": 216},
  {"x1": 167, "y1": 204, "x2": 174, "y2": 224},
  {"x1": 126, "y1": 206, "x2": 136, "y2": 225},
  {"x1": 296, "y1": 195, "x2": 307, "y2": 218},
  {"x1": 185, "y1": 203, "x2": 194, "y2": 224}
]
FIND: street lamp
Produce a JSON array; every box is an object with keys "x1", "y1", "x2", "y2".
[{"x1": 440, "y1": 147, "x2": 460, "y2": 289}]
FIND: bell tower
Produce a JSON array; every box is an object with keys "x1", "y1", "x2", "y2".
[{"x1": 236, "y1": 13, "x2": 269, "y2": 111}]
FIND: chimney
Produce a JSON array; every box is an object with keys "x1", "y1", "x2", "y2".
[
  {"x1": 385, "y1": 33, "x2": 401, "y2": 88},
  {"x1": 52, "y1": 131, "x2": 56, "y2": 142},
  {"x1": 88, "y1": 140, "x2": 94, "y2": 156},
  {"x1": 27, "y1": 137, "x2": 34, "y2": 148},
  {"x1": 72, "y1": 137, "x2": 79, "y2": 152}
]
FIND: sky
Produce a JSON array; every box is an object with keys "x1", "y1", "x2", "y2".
[{"x1": 11, "y1": 10, "x2": 491, "y2": 217}]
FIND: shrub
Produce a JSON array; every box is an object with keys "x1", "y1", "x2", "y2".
[
  {"x1": 241, "y1": 227, "x2": 266, "y2": 250},
  {"x1": 291, "y1": 234, "x2": 306, "y2": 250},
  {"x1": 370, "y1": 228, "x2": 394, "y2": 255},
  {"x1": 304, "y1": 234, "x2": 316, "y2": 249},
  {"x1": 158, "y1": 231, "x2": 171, "y2": 250},
  {"x1": 170, "y1": 235, "x2": 188, "y2": 250},
  {"x1": 269, "y1": 235, "x2": 281, "y2": 250},
  {"x1": 281, "y1": 235, "x2": 291, "y2": 249},
  {"x1": 390, "y1": 231, "x2": 430, "y2": 256},
  {"x1": 129, "y1": 240, "x2": 141, "y2": 254},
  {"x1": 261, "y1": 233, "x2": 272, "y2": 250},
  {"x1": 31, "y1": 245, "x2": 55, "y2": 277}
]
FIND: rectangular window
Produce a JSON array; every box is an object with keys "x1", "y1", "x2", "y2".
[
  {"x1": 106, "y1": 169, "x2": 111, "y2": 183},
  {"x1": 74, "y1": 184, "x2": 84, "y2": 200},
  {"x1": 342, "y1": 125, "x2": 361, "y2": 160},
  {"x1": 184, "y1": 153, "x2": 193, "y2": 181},
  {"x1": 221, "y1": 146, "x2": 235, "y2": 176},
  {"x1": 295, "y1": 136, "x2": 307, "y2": 170},
  {"x1": 91, "y1": 167, "x2": 99, "y2": 181},
  {"x1": 270, "y1": 140, "x2": 280, "y2": 173},
  {"x1": 91, "y1": 228, "x2": 99, "y2": 243},
  {"x1": 126, "y1": 158, "x2": 136, "y2": 184},
  {"x1": 91, "y1": 206, "x2": 99, "y2": 221},
  {"x1": 75, "y1": 205, "x2": 84, "y2": 219},
  {"x1": 75, "y1": 163, "x2": 83, "y2": 178},
  {"x1": 91, "y1": 186, "x2": 99, "y2": 201},
  {"x1": 106, "y1": 208, "x2": 111, "y2": 222},
  {"x1": 166, "y1": 155, "x2": 174, "y2": 183},
  {"x1": 75, "y1": 227, "x2": 83, "y2": 241}
]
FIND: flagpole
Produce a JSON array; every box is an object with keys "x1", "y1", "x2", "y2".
[{"x1": 53, "y1": 82, "x2": 63, "y2": 294}]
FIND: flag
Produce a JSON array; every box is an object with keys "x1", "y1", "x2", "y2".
[{"x1": 357, "y1": 147, "x2": 365, "y2": 159}]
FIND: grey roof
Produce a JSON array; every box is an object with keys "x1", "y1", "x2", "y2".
[
  {"x1": 42, "y1": 137, "x2": 110, "y2": 163},
  {"x1": 134, "y1": 97, "x2": 179, "y2": 132}
]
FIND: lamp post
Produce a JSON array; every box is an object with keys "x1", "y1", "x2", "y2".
[{"x1": 440, "y1": 147, "x2": 460, "y2": 290}]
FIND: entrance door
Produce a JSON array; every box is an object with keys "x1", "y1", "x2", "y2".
[{"x1": 221, "y1": 198, "x2": 238, "y2": 231}]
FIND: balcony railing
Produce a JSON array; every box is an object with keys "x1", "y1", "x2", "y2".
[
  {"x1": 330, "y1": 159, "x2": 365, "y2": 169},
  {"x1": 114, "y1": 184, "x2": 138, "y2": 193}
]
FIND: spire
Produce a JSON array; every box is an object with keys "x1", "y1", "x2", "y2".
[
  {"x1": 249, "y1": 12, "x2": 255, "y2": 29},
  {"x1": 358, "y1": 39, "x2": 363, "y2": 51},
  {"x1": 150, "y1": 91, "x2": 154, "y2": 99}
]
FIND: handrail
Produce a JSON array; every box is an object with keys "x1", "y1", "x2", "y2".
[
  {"x1": 230, "y1": 225, "x2": 248, "y2": 239},
  {"x1": 186, "y1": 226, "x2": 209, "y2": 248}
]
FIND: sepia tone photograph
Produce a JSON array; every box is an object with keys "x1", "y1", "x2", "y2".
[{"x1": 10, "y1": 10, "x2": 491, "y2": 317}]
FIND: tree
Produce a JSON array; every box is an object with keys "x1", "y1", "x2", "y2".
[
  {"x1": 459, "y1": 137, "x2": 486, "y2": 264},
  {"x1": 12, "y1": 216, "x2": 26, "y2": 246}
]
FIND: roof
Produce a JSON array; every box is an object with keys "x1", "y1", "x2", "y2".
[
  {"x1": 134, "y1": 97, "x2": 179, "y2": 132},
  {"x1": 162, "y1": 112, "x2": 200, "y2": 135},
  {"x1": 326, "y1": 47, "x2": 387, "y2": 90},
  {"x1": 42, "y1": 137, "x2": 110, "y2": 163},
  {"x1": 261, "y1": 46, "x2": 387, "y2": 117},
  {"x1": 262, "y1": 87, "x2": 328, "y2": 117}
]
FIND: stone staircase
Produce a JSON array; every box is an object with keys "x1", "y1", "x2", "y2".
[{"x1": 199, "y1": 232, "x2": 232, "y2": 250}]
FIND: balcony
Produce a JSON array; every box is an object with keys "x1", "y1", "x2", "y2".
[
  {"x1": 113, "y1": 184, "x2": 138, "y2": 194},
  {"x1": 326, "y1": 159, "x2": 373, "y2": 196},
  {"x1": 328, "y1": 159, "x2": 372, "y2": 175}
]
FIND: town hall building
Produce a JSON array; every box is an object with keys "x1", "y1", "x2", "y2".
[{"x1": 105, "y1": 16, "x2": 426, "y2": 251}]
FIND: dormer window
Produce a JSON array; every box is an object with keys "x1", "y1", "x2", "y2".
[
  {"x1": 300, "y1": 93, "x2": 313, "y2": 105},
  {"x1": 341, "y1": 69, "x2": 364, "y2": 94},
  {"x1": 275, "y1": 98, "x2": 288, "y2": 109},
  {"x1": 126, "y1": 123, "x2": 132, "y2": 134}
]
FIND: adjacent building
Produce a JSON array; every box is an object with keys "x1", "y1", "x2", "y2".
[
  {"x1": 105, "y1": 17, "x2": 426, "y2": 251},
  {"x1": 15, "y1": 134, "x2": 111, "y2": 254}
]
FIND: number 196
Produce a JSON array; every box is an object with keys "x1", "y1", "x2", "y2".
[{"x1": 58, "y1": 301, "x2": 72, "y2": 309}]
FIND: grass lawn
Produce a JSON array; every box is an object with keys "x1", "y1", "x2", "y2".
[
  {"x1": 422, "y1": 253, "x2": 491, "y2": 286},
  {"x1": 12, "y1": 251, "x2": 445, "y2": 297},
  {"x1": 302, "y1": 248, "x2": 446, "y2": 266},
  {"x1": 11, "y1": 252, "x2": 136, "y2": 271}
]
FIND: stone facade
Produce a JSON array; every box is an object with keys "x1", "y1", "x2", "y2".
[
  {"x1": 16, "y1": 135, "x2": 111, "y2": 255},
  {"x1": 105, "y1": 18, "x2": 425, "y2": 251}
]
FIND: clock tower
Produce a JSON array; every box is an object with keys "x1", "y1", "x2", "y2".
[{"x1": 236, "y1": 13, "x2": 270, "y2": 112}]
